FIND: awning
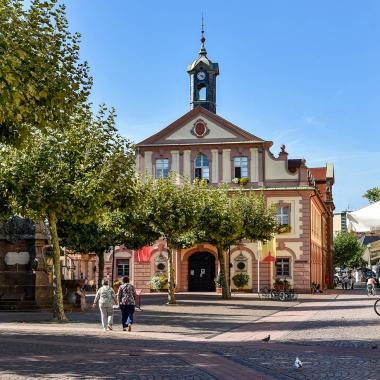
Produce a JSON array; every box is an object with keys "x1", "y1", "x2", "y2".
[{"x1": 347, "y1": 201, "x2": 380, "y2": 232}]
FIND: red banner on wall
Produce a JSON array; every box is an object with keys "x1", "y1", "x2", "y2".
[{"x1": 134, "y1": 246, "x2": 152, "y2": 262}]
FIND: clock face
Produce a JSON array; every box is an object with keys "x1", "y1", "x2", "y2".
[{"x1": 197, "y1": 71, "x2": 206, "y2": 80}]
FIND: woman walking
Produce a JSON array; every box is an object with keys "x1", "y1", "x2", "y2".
[
  {"x1": 117, "y1": 276, "x2": 137, "y2": 331},
  {"x1": 92, "y1": 279, "x2": 116, "y2": 331}
]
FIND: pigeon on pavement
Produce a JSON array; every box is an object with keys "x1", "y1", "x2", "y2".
[
  {"x1": 294, "y1": 357, "x2": 303, "y2": 368},
  {"x1": 262, "y1": 335, "x2": 270, "y2": 342}
]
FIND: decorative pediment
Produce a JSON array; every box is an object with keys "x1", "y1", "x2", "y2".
[{"x1": 138, "y1": 107, "x2": 267, "y2": 146}]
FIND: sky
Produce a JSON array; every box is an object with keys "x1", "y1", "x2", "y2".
[{"x1": 60, "y1": 0, "x2": 379, "y2": 212}]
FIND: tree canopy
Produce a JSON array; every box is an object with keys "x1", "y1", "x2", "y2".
[
  {"x1": 363, "y1": 187, "x2": 380, "y2": 204},
  {"x1": 0, "y1": 109, "x2": 135, "y2": 320},
  {"x1": 0, "y1": 0, "x2": 91, "y2": 144},
  {"x1": 333, "y1": 231, "x2": 365, "y2": 268}
]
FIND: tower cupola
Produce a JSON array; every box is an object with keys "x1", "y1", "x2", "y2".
[{"x1": 187, "y1": 21, "x2": 219, "y2": 114}]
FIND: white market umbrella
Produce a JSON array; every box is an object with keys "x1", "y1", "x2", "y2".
[{"x1": 347, "y1": 201, "x2": 380, "y2": 232}]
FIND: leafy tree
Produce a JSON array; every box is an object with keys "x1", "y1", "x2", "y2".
[
  {"x1": 0, "y1": 109, "x2": 135, "y2": 320},
  {"x1": 0, "y1": 0, "x2": 91, "y2": 144},
  {"x1": 235, "y1": 191, "x2": 277, "y2": 243},
  {"x1": 194, "y1": 187, "x2": 277, "y2": 299},
  {"x1": 333, "y1": 231, "x2": 365, "y2": 268},
  {"x1": 194, "y1": 184, "x2": 242, "y2": 300},
  {"x1": 147, "y1": 175, "x2": 199, "y2": 304},
  {"x1": 363, "y1": 187, "x2": 380, "y2": 204}
]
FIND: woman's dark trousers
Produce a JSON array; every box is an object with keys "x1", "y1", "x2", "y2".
[{"x1": 120, "y1": 305, "x2": 135, "y2": 327}]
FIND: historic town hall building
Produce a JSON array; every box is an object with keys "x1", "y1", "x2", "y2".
[{"x1": 105, "y1": 32, "x2": 335, "y2": 294}]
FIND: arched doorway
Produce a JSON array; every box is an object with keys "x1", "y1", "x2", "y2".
[{"x1": 188, "y1": 252, "x2": 215, "y2": 291}]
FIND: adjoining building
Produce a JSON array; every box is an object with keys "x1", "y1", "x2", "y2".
[{"x1": 105, "y1": 31, "x2": 335, "y2": 293}]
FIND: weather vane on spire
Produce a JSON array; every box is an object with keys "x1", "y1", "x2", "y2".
[{"x1": 199, "y1": 14, "x2": 207, "y2": 56}]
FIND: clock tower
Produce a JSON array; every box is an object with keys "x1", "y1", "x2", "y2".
[{"x1": 187, "y1": 24, "x2": 219, "y2": 114}]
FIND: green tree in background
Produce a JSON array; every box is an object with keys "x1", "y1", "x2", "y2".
[
  {"x1": 194, "y1": 184, "x2": 242, "y2": 300},
  {"x1": 0, "y1": 109, "x2": 135, "y2": 320},
  {"x1": 0, "y1": 0, "x2": 91, "y2": 144},
  {"x1": 363, "y1": 187, "x2": 380, "y2": 204},
  {"x1": 333, "y1": 231, "x2": 365, "y2": 268},
  {"x1": 147, "y1": 175, "x2": 199, "y2": 304}
]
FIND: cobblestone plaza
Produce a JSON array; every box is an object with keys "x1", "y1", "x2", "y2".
[{"x1": 1, "y1": 289, "x2": 380, "y2": 379}]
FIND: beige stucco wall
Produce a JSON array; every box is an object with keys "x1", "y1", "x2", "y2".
[
  {"x1": 264, "y1": 151, "x2": 298, "y2": 180},
  {"x1": 268, "y1": 196, "x2": 303, "y2": 238}
]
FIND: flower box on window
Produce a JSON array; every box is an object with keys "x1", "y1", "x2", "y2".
[{"x1": 277, "y1": 224, "x2": 291, "y2": 234}]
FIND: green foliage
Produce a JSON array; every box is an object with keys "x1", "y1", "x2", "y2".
[
  {"x1": 0, "y1": 108, "x2": 135, "y2": 222},
  {"x1": 149, "y1": 275, "x2": 168, "y2": 291},
  {"x1": 0, "y1": 0, "x2": 92, "y2": 144},
  {"x1": 333, "y1": 231, "x2": 365, "y2": 268},
  {"x1": 214, "y1": 273, "x2": 225, "y2": 287},
  {"x1": 234, "y1": 191, "x2": 277, "y2": 242},
  {"x1": 232, "y1": 273, "x2": 250, "y2": 288},
  {"x1": 0, "y1": 109, "x2": 135, "y2": 319},
  {"x1": 363, "y1": 187, "x2": 380, "y2": 204}
]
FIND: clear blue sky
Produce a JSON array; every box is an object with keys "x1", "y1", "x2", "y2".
[{"x1": 61, "y1": 0, "x2": 379, "y2": 212}]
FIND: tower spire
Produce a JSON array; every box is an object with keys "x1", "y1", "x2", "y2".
[{"x1": 199, "y1": 15, "x2": 207, "y2": 56}]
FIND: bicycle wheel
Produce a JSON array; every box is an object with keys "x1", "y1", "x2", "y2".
[
  {"x1": 279, "y1": 291, "x2": 286, "y2": 302},
  {"x1": 374, "y1": 299, "x2": 380, "y2": 316}
]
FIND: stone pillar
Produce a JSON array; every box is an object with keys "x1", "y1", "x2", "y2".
[
  {"x1": 222, "y1": 149, "x2": 231, "y2": 183},
  {"x1": 250, "y1": 148, "x2": 259, "y2": 182},
  {"x1": 183, "y1": 150, "x2": 191, "y2": 179},
  {"x1": 144, "y1": 151, "x2": 153, "y2": 177},
  {"x1": 211, "y1": 149, "x2": 219, "y2": 183},
  {"x1": 170, "y1": 150, "x2": 180, "y2": 174}
]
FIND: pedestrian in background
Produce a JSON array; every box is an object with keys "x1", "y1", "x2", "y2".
[
  {"x1": 92, "y1": 278, "x2": 116, "y2": 331},
  {"x1": 117, "y1": 276, "x2": 137, "y2": 332}
]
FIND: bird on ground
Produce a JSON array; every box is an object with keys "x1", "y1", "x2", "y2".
[
  {"x1": 262, "y1": 335, "x2": 270, "y2": 342},
  {"x1": 294, "y1": 357, "x2": 303, "y2": 368}
]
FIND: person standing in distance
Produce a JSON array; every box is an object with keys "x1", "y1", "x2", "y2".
[{"x1": 118, "y1": 276, "x2": 137, "y2": 331}]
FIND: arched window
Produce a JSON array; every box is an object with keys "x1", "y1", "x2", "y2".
[
  {"x1": 198, "y1": 86, "x2": 206, "y2": 101},
  {"x1": 195, "y1": 153, "x2": 209, "y2": 181}
]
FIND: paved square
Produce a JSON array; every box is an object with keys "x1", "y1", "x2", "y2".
[{"x1": 0, "y1": 289, "x2": 379, "y2": 379}]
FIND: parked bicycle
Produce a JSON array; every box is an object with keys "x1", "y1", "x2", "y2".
[{"x1": 374, "y1": 299, "x2": 380, "y2": 316}]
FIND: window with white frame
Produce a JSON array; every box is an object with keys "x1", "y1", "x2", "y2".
[
  {"x1": 234, "y1": 156, "x2": 248, "y2": 178},
  {"x1": 195, "y1": 154, "x2": 209, "y2": 181},
  {"x1": 276, "y1": 206, "x2": 290, "y2": 225},
  {"x1": 156, "y1": 159, "x2": 169, "y2": 178},
  {"x1": 276, "y1": 258, "x2": 290, "y2": 277}
]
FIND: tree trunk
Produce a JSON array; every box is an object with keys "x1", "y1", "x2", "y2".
[
  {"x1": 167, "y1": 246, "x2": 176, "y2": 304},
  {"x1": 97, "y1": 250, "x2": 104, "y2": 290},
  {"x1": 48, "y1": 210, "x2": 67, "y2": 321},
  {"x1": 217, "y1": 245, "x2": 231, "y2": 300}
]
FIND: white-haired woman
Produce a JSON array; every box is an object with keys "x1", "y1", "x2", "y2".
[{"x1": 92, "y1": 279, "x2": 116, "y2": 331}]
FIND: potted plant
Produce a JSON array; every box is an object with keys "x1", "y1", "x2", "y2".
[
  {"x1": 214, "y1": 273, "x2": 224, "y2": 293},
  {"x1": 232, "y1": 177, "x2": 240, "y2": 185},
  {"x1": 277, "y1": 224, "x2": 291, "y2": 234},
  {"x1": 232, "y1": 273, "x2": 250, "y2": 290},
  {"x1": 150, "y1": 274, "x2": 168, "y2": 292},
  {"x1": 239, "y1": 177, "x2": 249, "y2": 186}
]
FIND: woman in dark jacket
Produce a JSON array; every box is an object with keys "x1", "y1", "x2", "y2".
[{"x1": 117, "y1": 276, "x2": 137, "y2": 331}]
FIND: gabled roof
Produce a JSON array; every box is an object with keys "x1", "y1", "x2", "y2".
[{"x1": 138, "y1": 107, "x2": 270, "y2": 146}]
